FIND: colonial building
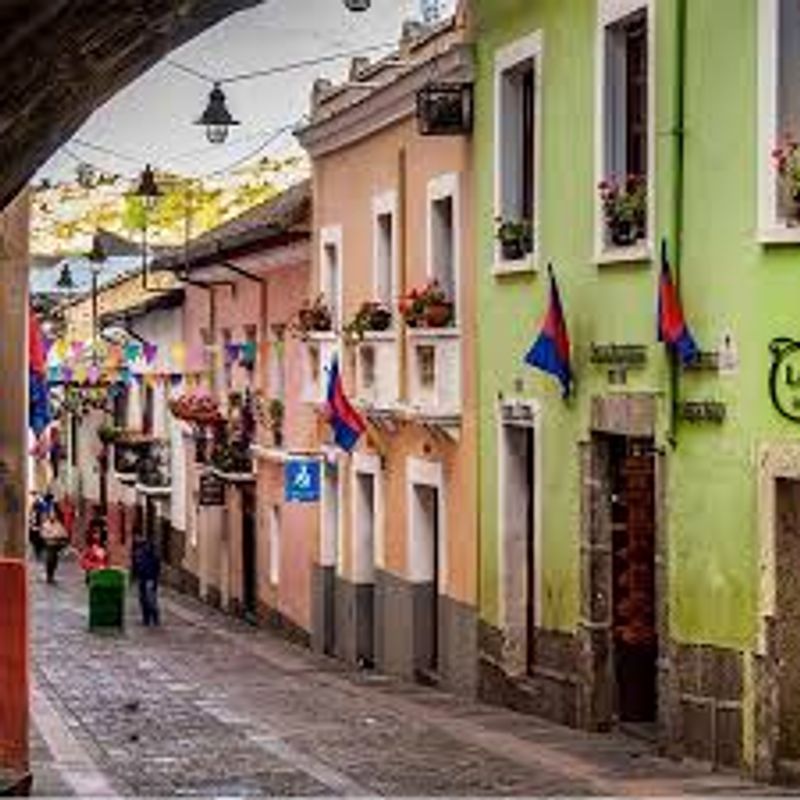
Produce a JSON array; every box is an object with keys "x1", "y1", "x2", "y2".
[
  {"x1": 297, "y1": 6, "x2": 478, "y2": 694},
  {"x1": 470, "y1": 0, "x2": 800, "y2": 779},
  {"x1": 152, "y1": 181, "x2": 315, "y2": 640}
]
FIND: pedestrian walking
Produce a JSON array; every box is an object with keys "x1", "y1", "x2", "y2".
[
  {"x1": 80, "y1": 530, "x2": 109, "y2": 584},
  {"x1": 88, "y1": 505, "x2": 108, "y2": 548},
  {"x1": 132, "y1": 534, "x2": 161, "y2": 627},
  {"x1": 41, "y1": 508, "x2": 68, "y2": 584}
]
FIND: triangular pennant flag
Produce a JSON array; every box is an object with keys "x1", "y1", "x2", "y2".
[
  {"x1": 524, "y1": 265, "x2": 573, "y2": 398},
  {"x1": 658, "y1": 240, "x2": 698, "y2": 366},
  {"x1": 124, "y1": 342, "x2": 142, "y2": 362},
  {"x1": 170, "y1": 343, "x2": 186, "y2": 368},
  {"x1": 169, "y1": 373, "x2": 183, "y2": 388},
  {"x1": 70, "y1": 341, "x2": 84, "y2": 360},
  {"x1": 144, "y1": 342, "x2": 159, "y2": 365}
]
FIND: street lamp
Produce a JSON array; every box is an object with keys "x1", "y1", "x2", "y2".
[
  {"x1": 195, "y1": 83, "x2": 240, "y2": 144},
  {"x1": 56, "y1": 264, "x2": 75, "y2": 291},
  {"x1": 87, "y1": 233, "x2": 107, "y2": 355},
  {"x1": 134, "y1": 165, "x2": 162, "y2": 289}
]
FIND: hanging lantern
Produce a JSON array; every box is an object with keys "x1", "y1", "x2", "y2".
[
  {"x1": 416, "y1": 82, "x2": 474, "y2": 136},
  {"x1": 343, "y1": 0, "x2": 371, "y2": 10},
  {"x1": 134, "y1": 164, "x2": 162, "y2": 210},
  {"x1": 56, "y1": 264, "x2": 75, "y2": 291},
  {"x1": 87, "y1": 232, "x2": 107, "y2": 269},
  {"x1": 195, "y1": 83, "x2": 240, "y2": 144}
]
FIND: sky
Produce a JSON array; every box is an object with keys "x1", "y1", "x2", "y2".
[{"x1": 38, "y1": 0, "x2": 455, "y2": 185}]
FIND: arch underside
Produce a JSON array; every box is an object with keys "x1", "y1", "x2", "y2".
[{"x1": 0, "y1": 0, "x2": 263, "y2": 209}]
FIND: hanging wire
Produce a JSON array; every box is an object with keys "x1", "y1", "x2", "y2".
[{"x1": 166, "y1": 40, "x2": 395, "y2": 86}]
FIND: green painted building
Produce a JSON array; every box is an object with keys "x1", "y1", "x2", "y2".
[{"x1": 472, "y1": 0, "x2": 800, "y2": 778}]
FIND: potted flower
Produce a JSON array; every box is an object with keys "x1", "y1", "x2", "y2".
[
  {"x1": 774, "y1": 137, "x2": 800, "y2": 224},
  {"x1": 268, "y1": 398, "x2": 285, "y2": 448},
  {"x1": 399, "y1": 280, "x2": 454, "y2": 329},
  {"x1": 97, "y1": 423, "x2": 121, "y2": 446},
  {"x1": 296, "y1": 295, "x2": 333, "y2": 336},
  {"x1": 599, "y1": 174, "x2": 646, "y2": 247},
  {"x1": 343, "y1": 300, "x2": 393, "y2": 343},
  {"x1": 495, "y1": 217, "x2": 533, "y2": 261}
]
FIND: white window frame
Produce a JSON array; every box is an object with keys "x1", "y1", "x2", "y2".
[
  {"x1": 758, "y1": 0, "x2": 800, "y2": 243},
  {"x1": 493, "y1": 29, "x2": 543, "y2": 276},
  {"x1": 426, "y1": 172, "x2": 461, "y2": 323},
  {"x1": 372, "y1": 191, "x2": 399, "y2": 312},
  {"x1": 350, "y1": 452, "x2": 384, "y2": 583},
  {"x1": 496, "y1": 399, "x2": 542, "y2": 631},
  {"x1": 594, "y1": 0, "x2": 656, "y2": 264},
  {"x1": 320, "y1": 452, "x2": 343, "y2": 571},
  {"x1": 406, "y1": 457, "x2": 448, "y2": 596},
  {"x1": 269, "y1": 504, "x2": 281, "y2": 586},
  {"x1": 319, "y1": 225, "x2": 344, "y2": 329}
]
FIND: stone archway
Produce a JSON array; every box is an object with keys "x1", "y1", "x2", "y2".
[{"x1": 0, "y1": 0, "x2": 263, "y2": 210}]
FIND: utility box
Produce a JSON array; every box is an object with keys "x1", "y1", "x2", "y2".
[{"x1": 89, "y1": 568, "x2": 126, "y2": 631}]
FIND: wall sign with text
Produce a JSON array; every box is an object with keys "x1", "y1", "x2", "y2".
[{"x1": 769, "y1": 338, "x2": 800, "y2": 423}]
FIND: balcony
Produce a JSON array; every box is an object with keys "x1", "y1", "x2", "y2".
[
  {"x1": 406, "y1": 328, "x2": 461, "y2": 420},
  {"x1": 136, "y1": 439, "x2": 172, "y2": 499},
  {"x1": 302, "y1": 332, "x2": 339, "y2": 405},
  {"x1": 354, "y1": 332, "x2": 399, "y2": 411}
]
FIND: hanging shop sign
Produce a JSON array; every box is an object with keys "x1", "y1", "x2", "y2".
[
  {"x1": 199, "y1": 472, "x2": 226, "y2": 506},
  {"x1": 679, "y1": 400, "x2": 727, "y2": 424},
  {"x1": 769, "y1": 338, "x2": 800, "y2": 423},
  {"x1": 416, "y1": 83, "x2": 474, "y2": 136},
  {"x1": 285, "y1": 458, "x2": 321, "y2": 504}
]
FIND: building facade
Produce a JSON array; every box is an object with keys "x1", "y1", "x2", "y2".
[
  {"x1": 298, "y1": 9, "x2": 478, "y2": 694},
  {"x1": 155, "y1": 182, "x2": 316, "y2": 640},
  {"x1": 472, "y1": 0, "x2": 800, "y2": 778}
]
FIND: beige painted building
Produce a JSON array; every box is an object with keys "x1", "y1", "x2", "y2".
[{"x1": 298, "y1": 7, "x2": 478, "y2": 693}]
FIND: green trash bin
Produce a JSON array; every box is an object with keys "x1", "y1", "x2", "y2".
[{"x1": 88, "y1": 568, "x2": 127, "y2": 631}]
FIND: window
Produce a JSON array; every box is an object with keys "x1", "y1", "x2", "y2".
[
  {"x1": 418, "y1": 345, "x2": 436, "y2": 389},
  {"x1": 597, "y1": 1, "x2": 651, "y2": 254},
  {"x1": 222, "y1": 328, "x2": 233, "y2": 389},
  {"x1": 761, "y1": 0, "x2": 800, "y2": 235},
  {"x1": 143, "y1": 385, "x2": 154, "y2": 435},
  {"x1": 359, "y1": 344, "x2": 376, "y2": 390},
  {"x1": 113, "y1": 389, "x2": 128, "y2": 428},
  {"x1": 373, "y1": 192, "x2": 397, "y2": 311},
  {"x1": 243, "y1": 324, "x2": 258, "y2": 377},
  {"x1": 269, "y1": 505, "x2": 280, "y2": 585},
  {"x1": 431, "y1": 197, "x2": 455, "y2": 298},
  {"x1": 320, "y1": 226, "x2": 343, "y2": 328},
  {"x1": 427, "y1": 173, "x2": 460, "y2": 316},
  {"x1": 494, "y1": 32, "x2": 541, "y2": 265},
  {"x1": 269, "y1": 335, "x2": 286, "y2": 401}
]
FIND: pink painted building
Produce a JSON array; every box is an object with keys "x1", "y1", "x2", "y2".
[{"x1": 153, "y1": 182, "x2": 315, "y2": 638}]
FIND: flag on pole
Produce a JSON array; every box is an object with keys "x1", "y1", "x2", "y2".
[
  {"x1": 524, "y1": 265, "x2": 573, "y2": 398},
  {"x1": 658, "y1": 240, "x2": 698, "y2": 366},
  {"x1": 325, "y1": 356, "x2": 366, "y2": 452},
  {"x1": 29, "y1": 311, "x2": 51, "y2": 436}
]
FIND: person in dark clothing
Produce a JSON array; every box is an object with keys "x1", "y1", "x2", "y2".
[
  {"x1": 88, "y1": 506, "x2": 108, "y2": 548},
  {"x1": 132, "y1": 535, "x2": 161, "y2": 626}
]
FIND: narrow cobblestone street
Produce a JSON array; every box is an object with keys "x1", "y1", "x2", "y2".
[{"x1": 27, "y1": 555, "x2": 779, "y2": 797}]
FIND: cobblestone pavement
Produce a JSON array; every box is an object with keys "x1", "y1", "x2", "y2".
[{"x1": 31, "y1": 557, "x2": 783, "y2": 796}]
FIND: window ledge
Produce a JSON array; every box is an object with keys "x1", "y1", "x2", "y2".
[
  {"x1": 594, "y1": 243, "x2": 652, "y2": 266},
  {"x1": 406, "y1": 327, "x2": 461, "y2": 340},
  {"x1": 305, "y1": 331, "x2": 337, "y2": 343},
  {"x1": 358, "y1": 331, "x2": 397, "y2": 343},
  {"x1": 492, "y1": 256, "x2": 538, "y2": 277},
  {"x1": 758, "y1": 226, "x2": 800, "y2": 246}
]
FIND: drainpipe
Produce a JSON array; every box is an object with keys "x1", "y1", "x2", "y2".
[
  {"x1": 398, "y1": 146, "x2": 408, "y2": 404},
  {"x1": 668, "y1": 0, "x2": 688, "y2": 448}
]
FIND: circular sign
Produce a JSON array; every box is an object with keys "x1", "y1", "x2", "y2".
[{"x1": 769, "y1": 338, "x2": 800, "y2": 423}]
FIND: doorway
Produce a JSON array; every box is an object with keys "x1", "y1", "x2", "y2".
[
  {"x1": 775, "y1": 478, "x2": 800, "y2": 760},
  {"x1": 411, "y1": 483, "x2": 440, "y2": 680},
  {"x1": 608, "y1": 436, "x2": 657, "y2": 725},
  {"x1": 241, "y1": 486, "x2": 257, "y2": 618},
  {"x1": 354, "y1": 471, "x2": 376, "y2": 665},
  {"x1": 501, "y1": 420, "x2": 537, "y2": 674},
  {"x1": 321, "y1": 461, "x2": 340, "y2": 656}
]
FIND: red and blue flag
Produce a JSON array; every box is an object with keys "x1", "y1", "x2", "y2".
[
  {"x1": 658, "y1": 241, "x2": 698, "y2": 366},
  {"x1": 29, "y1": 310, "x2": 51, "y2": 437},
  {"x1": 524, "y1": 265, "x2": 573, "y2": 398},
  {"x1": 326, "y1": 356, "x2": 366, "y2": 452}
]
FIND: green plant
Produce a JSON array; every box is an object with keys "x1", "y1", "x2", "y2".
[
  {"x1": 599, "y1": 174, "x2": 646, "y2": 246},
  {"x1": 97, "y1": 423, "x2": 122, "y2": 445},
  {"x1": 495, "y1": 217, "x2": 533, "y2": 249},
  {"x1": 343, "y1": 300, "x2": 393, "y2": 342},
  {"x1": 774, "y1": 138, "x2": 800, "y2": 221},
  {"x1": 399, "y1": 280, "x2": 454, "y2": 328}
]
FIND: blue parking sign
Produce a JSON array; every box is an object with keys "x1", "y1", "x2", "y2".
[{"x1": 284, "y1": 458, "x2": 321, "y2": 503}]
